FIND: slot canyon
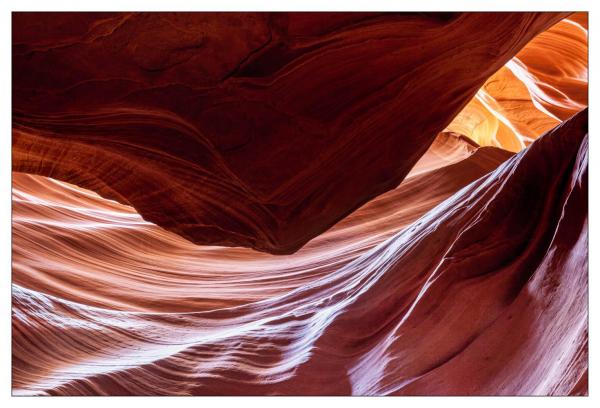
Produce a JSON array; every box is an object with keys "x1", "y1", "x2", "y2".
[{"x1": 12, "y1": 12, "x2": 588, "y2": 395}]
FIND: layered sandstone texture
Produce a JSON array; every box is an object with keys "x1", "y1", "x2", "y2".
[
  {"x1": 12, "y1": 12, "x2": 588, "y2": 396},
  {"x1": 13, "y1": 109, "x2": 588, "y2": 395}
]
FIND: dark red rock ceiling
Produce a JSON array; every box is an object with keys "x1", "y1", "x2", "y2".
[{"x1": 13, "y1": 12, "x2": 566, "y2": 253}]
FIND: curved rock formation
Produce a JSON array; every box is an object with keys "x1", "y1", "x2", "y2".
[
  {"x1": 447, "y1": 13, "x2": 587, "y2": 151},
  {"x1": 12, "y1": 12, "x2": 566, "y2": 253},
  {"x1": 12, "y1": 133, "x2": 512, "y2": 312},
  {"x1": 12, "y1": 109, "x2": 587, "y2": 395}
]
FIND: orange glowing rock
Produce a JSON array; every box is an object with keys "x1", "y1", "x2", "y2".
[{"x1": 447, "y1": 13, "x2": 587, "y2": 151}]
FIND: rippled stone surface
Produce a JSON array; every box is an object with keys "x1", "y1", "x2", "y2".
[{"x1": 12, "y1": 109, "x2": 587, "y2": 395}]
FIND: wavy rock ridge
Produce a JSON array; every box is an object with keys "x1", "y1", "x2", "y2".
[
  {"x1": 12, "y1": 133, "x2": 511, "y2": 313},
  {"x1": 12, "y1": 109, "x2": 587, "y2": 395}
]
